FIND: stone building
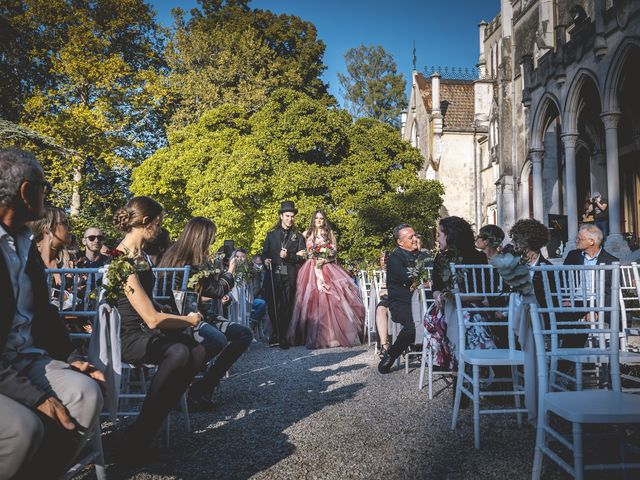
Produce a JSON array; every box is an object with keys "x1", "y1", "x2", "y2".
[
  {"x1": 483, "y1": 0, "x2": 640, "y2": 258},
  {"x1": 401, "y1": 69, "x2": 495, "y2": 229}
]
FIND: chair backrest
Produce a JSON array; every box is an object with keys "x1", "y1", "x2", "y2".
[
  {"x1": 46, "y1": 268, "x2": 103, "y2": 317},
  {"x1": 46, "y1": 268, "x2": 102, "y2": 341},
  {"x1": 450, "y1": 263, "x2": 503, "y2": 296},
  {"x1": 450, "y1": 263, "x2": 515, "y2": 351},
  {"x1": 152, "y1": 266, "x2": 191, "y2": 302},
  {"x1": 529, "y1": 263, "x2": 622, "y2": 393},
  {"x1": 357, "y1": 270, "x2": 370, "y2": 303},
  {"x1": 621, "y1": 264, "x2": 640, "y2": 346}
]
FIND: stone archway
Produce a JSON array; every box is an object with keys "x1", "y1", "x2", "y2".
[
  {"x1": 601, "y1": 39, "x2": 640, "y2": 256},
  {"x1": 529, "y1": 94, "x2": 562, "y2": 224}
]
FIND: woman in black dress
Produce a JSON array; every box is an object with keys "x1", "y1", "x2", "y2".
[{"x1": 113, "y1": 196, "x2": 206, "y2": 464}]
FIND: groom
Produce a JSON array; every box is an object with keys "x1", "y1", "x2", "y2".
[{"x1": 262, "y1": 201, "x2": 306, "y2": 349}]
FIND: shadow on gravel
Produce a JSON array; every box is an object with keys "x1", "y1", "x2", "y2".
[{"x1": 103, "y1": 346, "x2": 367, "y2": 480}]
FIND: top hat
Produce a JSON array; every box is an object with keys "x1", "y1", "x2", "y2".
[{"x1": 278, "y1": 201, "x2": 298, "y2": 214}]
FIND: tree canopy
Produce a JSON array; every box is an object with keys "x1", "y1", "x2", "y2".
[
  {"x1": 338, "y1": 45, "x2": 407, "y2": 127},
  {"x1": 165, "y1": 0, "x2": 331, "y2": 128},
  {"x1": 0, "y1": 0, "x2": 168, "y2": 240},
  {"x1": 131, "y1": 88, "x2": 443, "y2": 265}
]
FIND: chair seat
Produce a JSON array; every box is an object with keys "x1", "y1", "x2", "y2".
[
  {"x1": 460, "y1": 349, "x2": 524, "y2": 366},
  {"x1": 545, "y1": 390, "x2": 640, "y2": 423}
]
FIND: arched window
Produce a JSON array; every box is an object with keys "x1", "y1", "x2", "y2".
[{"x1": 410, "y1": 121, "x2": 418, "y2": 148}]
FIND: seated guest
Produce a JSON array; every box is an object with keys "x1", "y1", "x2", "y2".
[
  {"x1": 474, "y1": 224, "x2": 504, "y2": 261},
  {"x1": 144, "y1": 227, "x2": 171, "y2": 266},
  {"x1": 508, "y1": 218, "x2": 553, "y2": 308},
  {"x1": 0, "y1": 148, "x2": 104, "y2": 479},
  {"x1": 378, "y1": 224, "x2": 419, "y2": 373},
  {"x1": 27, "y1": 206, "x2": 72, "y2": 273},
  {"x1": 112, "y1": 197, "x2": 206, "y2": 463},
  {"x1": 374, "y1": 251, "x2": 390, "y2": 358},
  {"x1": 428, "y1": 217, "x2": 492, "y2": 370},
  {"x1": 159, "y1": 217, "x2": 252, "y2": 410},
  {"x1": 76, "y1": 227, "x2": 109, "y2": 268},
  {"x1": 562, "y1": 224, "x2": 618, "y2": 349}
]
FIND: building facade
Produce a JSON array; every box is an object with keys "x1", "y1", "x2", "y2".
[
  {"x1": 402, "y1": 69, "x2": 494, "y2": 230},
  {"x1": 484, "y1": 0, "x2": 640, "y2": 258}
]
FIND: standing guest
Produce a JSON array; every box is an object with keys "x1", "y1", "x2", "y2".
[
  {"x1": 287, "y1": 210, "x2": 364, "y2": 349},
  {"x1": 261, "y1": 201, "x2": 306, "y2": 349},
  {"x1": 378, "y1": 224, "x2": 419, "y2": 373},
  {"x1": 159, "y1": 218, "x2": 253, "y2": 410},
  {"x1": 144, "y1": 227, "x2": 171, "y2": 266},
  {"x1": 76, "y1": 227, "x2": 109, "y2": 268},
  {"x1": 474, "y1": 224, "x2": 504, "y2": 261},
  {"x1": 590, "y1": 192, "x2": 609, "y2": 238},
  {"x1": 112, "y1": 197, "x2": 206, "y2": 464},
  {"x1": 0, "y1": 148, "x2": 104, "y2": 479}
]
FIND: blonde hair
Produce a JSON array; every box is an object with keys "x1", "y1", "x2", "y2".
[{"x1": 27, "y1": 207, "x2": 69, "y2": 243}]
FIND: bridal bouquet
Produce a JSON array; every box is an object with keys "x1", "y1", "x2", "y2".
[
  {"x1": 308, "y1": 243, "x2": 336, "y2": 268},
  {"x1": 98, "y1": 249, "x2": 150, "y2": 306},
  {"x1": 489, "y1": 250, "x2": 533, "y2": 296}
]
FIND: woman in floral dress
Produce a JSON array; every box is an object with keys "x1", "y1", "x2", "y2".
[
  {"x1": 287, "y1": 210, "x2": 364, "y2": 348},
  {"x1": 426, "y1": 216, "x2": 495, "y2": 370}
]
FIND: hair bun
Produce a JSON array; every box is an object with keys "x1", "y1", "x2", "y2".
[{"x1": 113, "y1": 208, "x2": 133, "y2": 232}]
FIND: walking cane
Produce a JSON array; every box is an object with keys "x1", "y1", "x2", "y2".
[{"x1": 268, "y1": 262, "x2": 281, "y2": 344}]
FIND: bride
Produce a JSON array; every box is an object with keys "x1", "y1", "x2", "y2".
[{"x1": 287, "y1": 210, "x2": 364, "y2": 348}]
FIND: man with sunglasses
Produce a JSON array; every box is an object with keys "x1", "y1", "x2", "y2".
[{"x1": 77, "y1": 227, "x2": 108, "y2": 269}]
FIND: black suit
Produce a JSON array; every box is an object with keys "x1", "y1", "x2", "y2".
[
  {"x1": 262, "y1": 226, "x2": 306, "y2": 342},
  {"x1": 0, "y1": 241, "x2": 74, "y2": 407}
]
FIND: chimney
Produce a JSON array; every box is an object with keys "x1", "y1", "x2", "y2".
[
  {"x1": 478, "y1": 21, "x2": 488, "y2": 77},
  {"x1": 431, "y1": 73, "x2": 441, "y2": 114}
]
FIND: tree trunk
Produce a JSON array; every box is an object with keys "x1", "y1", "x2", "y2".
[{"x1": 70, "y1": 163, "x2": 82, "y2": 217}]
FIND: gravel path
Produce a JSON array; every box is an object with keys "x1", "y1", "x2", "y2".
[{"x1": 83, "y1": 341, "x2": 571, "y2": 480}]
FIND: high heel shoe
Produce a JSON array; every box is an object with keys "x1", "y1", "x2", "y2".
[{"x1": 378, "y1": 344, "x2": 389, "y2": 359}]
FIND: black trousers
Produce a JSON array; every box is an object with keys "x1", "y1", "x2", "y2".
[
  {"x1": 388, "y1": 302, "x2": 416, "y2": 358},
  {"x1": 264, "y1": 270, "x2": 296, "y2": 342}
]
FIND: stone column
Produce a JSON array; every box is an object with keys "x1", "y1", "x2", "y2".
[
  {"x1": 561, "y1": 133, "x2": 579, "y2": 254},
  {"x1": 601, "y1": 111, "x2": 631, "y2": 258},
  {"x1": 530, "y1": 148, "x2": 544, "y2": 222}
]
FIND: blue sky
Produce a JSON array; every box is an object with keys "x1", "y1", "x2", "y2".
[{"x1": 150, "y1": 0, "x2": 500, "y2": 106}]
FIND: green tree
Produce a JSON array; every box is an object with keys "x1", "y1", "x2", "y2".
[
  {"x1": 0, "y1": 0, "x2": 168, "y2": 236},
  {"x1": 166, "y1": 0, "x2": 331, "y2": 128},
  {"x1": 338, "y1": 44, "x2": 407, "y2": 127},
  {"x1": 132, "y1": 89, "x2": 442, "y2": 266}
]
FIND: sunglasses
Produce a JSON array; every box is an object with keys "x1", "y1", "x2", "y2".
[
  {"x1": 29, "y1": 179, "x2": 53, "y2": 196},
  {"x1": 85, "y1": 235, "x2": 104, "y2": 242}
]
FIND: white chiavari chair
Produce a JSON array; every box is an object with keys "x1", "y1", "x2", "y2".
[
  {"x1": 530, "y1": 263, "x2": 640, "y2": 480},
  {"x1": 450, "y1": 264, "x2": 526, "y2": 449}
]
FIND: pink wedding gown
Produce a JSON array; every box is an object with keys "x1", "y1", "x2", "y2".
[{"x1": 287, "y1": 236, "x2": 365, "y2": 349}]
